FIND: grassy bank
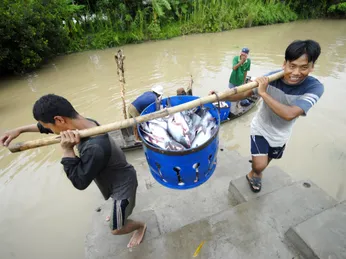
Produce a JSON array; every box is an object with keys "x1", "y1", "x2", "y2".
[
  {"x1": 2, "y1": 0, "x2": 337, "y2": 74},
  {"x1": 69, "y1": 0, "x2": 298, "y2": 52}
]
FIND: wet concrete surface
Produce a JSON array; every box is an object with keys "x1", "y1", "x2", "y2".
[{"x1": 86, "y1": 148, "x2": 339, "y2": 259}]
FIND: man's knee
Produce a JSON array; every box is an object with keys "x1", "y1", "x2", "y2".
[{"x1": 252, "y1": 159, "x2": 268, "y2": 174}]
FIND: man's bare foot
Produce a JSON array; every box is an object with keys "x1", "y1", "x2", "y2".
[{"x1": 127, "y1": 224, "x2": 147, "y2": 248}]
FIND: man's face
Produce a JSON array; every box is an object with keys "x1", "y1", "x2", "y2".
[
  {"x1": 283, "y1": 54, "x2": 314, "y2": 85},
  {"x1": 38, "y1": 116, "x2": 69, "y2": 134},
  {"x1": 240, "y1": 53, "x2": 248, "y2": 60}
]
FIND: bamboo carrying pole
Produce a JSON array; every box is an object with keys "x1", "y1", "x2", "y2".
[
  {"x1": 115, "y1": 50, "x2": 127, "y2": 120},
  {"x1": 8, "y1": 70, "x2": 284, "y2": 153}
]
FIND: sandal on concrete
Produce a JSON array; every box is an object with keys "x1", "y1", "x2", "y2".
[{"x1": 246, "y1": 174, "x2": 262, "y2": 193}]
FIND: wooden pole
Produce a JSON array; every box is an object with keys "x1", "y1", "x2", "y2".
[
  {"x1": 187, "y1": 74, "x2": 193, "y2": 95},
  {"x1": 8, "y1": 71, "x2": 284, "y2": 153},
  {"x1": 115, "y1": 50, "x2": 127, "y2": 120}
]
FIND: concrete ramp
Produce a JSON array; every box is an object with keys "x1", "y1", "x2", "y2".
[
  {"x1": 286, "y1": 201, "x2": 346, "y2": 259},
  {"x1": 111, "y1": 181, "x2": 337, "y2": 259}
]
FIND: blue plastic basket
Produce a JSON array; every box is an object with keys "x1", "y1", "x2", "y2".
[
  {"x1": 138, "y1": 96, "x2": 220, "y2": 190},
  {"x1": 216, "y1": 101, "x2": 231, "y2": 122}
]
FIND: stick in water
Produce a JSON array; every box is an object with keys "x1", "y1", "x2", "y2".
[
  {"x1": 8, "y1": 71, "x2": 284, "y2": 153},
  {"x1": 115, "y1": 49, "x2": 127, "y2": 120}
]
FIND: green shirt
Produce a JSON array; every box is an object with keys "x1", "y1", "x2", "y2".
[{"x1": 229, "y1": 56, "x2": 251, "y2": 86}]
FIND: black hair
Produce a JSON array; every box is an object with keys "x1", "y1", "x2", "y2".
[
  {"x1": 33, "y1": 94, "x2": 78, "y2": 124},
  {"x1": 285, "y1": 40, "x2": 321, "y2": 64}
]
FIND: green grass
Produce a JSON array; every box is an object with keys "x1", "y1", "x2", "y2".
[{"x1": 68, "y1": 0, "x2": 298, "y2": 52}]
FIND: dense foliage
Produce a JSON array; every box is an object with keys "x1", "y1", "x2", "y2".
[{"x1": 0, "y1": 0, "x2": 344, "y2": 74}]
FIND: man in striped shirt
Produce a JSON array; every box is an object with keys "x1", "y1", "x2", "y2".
[{"x1": 223, "y1": 39, "x2": 324, "y2": 192}]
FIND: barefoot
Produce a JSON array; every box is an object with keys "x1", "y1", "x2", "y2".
[{"x1": 127, "y1": 224, "x2": 147, "y2": 248}]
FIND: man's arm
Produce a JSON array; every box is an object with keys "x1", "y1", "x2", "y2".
[
  {"x1": 210, "y1": 89, "x2": 253, "y2": 102},
  {"x1": 260, "y1": 92, "x2": 304, "y2": 121},
  {"x1": 0, "y1": 124, "x2": 40, "y2": 147},
  {"x1": 233, "y1": 58, "x2": 244, "y2": 70},
  {"x1": 257, "y1": 77, "x2": 313, "y2": 121},
  {"x1": 243, "y1": 59, "x2": 250, "y2": 83},
  {"x1": 243, "y1": 71, "x2": 248, "y2": 84},
  {"x1": 60, "y1": 130, "x2": 107, "y2": 190}
]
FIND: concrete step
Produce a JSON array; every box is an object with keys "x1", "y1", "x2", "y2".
[
  {"x1": 286, "y1": 201, "x2": 346, "y2": 259},
  {"x1": 228, "y1": 165, "x2": 295, "y2": 204},
  {"x1": 113, "y1": 180, "x2": 337, "y2": 259}
]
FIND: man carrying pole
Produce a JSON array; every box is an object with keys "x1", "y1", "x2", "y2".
[
  {"x1": 214, "y1": 39, "x2": 324, "y2": 193},
  {"x1": 0, "y1": 94, "x2": 147, "y2": 248}
]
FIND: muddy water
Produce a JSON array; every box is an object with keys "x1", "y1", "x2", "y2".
[{"x1": 0, "y1": 19, "x2": 345, "y2": 258}]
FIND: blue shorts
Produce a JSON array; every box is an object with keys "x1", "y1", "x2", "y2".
[{"x1": 250, "y1": 135, "x2": 286, "y2": 159}]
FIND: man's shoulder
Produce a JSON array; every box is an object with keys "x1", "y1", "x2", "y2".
[
  {"x1": 285, "y1": 76, "x2": 324, "y2": 94},
  {"x1": 141, "y1": 91, "x2": 156, "y2": 99},
  {"x1": 301, "y1": 76, "x2": 324, "y2": 95},
  {"x1": 79, "y1": 134, "x2": 111, "y2": 153},
  {"x1": 135, "y1": 91, "x2": 152, "y2": 99},
  {"x1": 303, "y1": 76, "x2": 323, "y2": 87}
]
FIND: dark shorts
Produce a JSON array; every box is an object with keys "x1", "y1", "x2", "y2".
[
  {"x1": 250, "y1": 135, "x2": 286, "y2": 159},
  {"x1": 109, "y1": 189, "x2": 136, "y2": 231}
]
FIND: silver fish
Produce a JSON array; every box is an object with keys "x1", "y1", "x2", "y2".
[
  {"x1": 167, "y1": 112, "x2": 191, "y2": 148},
  {"x1": 142, "y1": 121, "x2": 185, "y2": 151},
  {"x1": 143, "y1": 127, "x2": 170, "y2": 150},
  {"x1": 149, "y1": 118, "x2": 168, "y2": 130},
  {"x1": 141, "y1": 106, "x2": 217, "y2": 151},
  {"x1": 140, "y1": 122, "x2": 151, "y2": 133},
  {"x1": 191, "y1": 123, "x2": 218, "y2": 148}
]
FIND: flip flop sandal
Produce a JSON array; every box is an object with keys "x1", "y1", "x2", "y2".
[{"x1": 246, "y1": 175, "x2": 262, "y2": 193}]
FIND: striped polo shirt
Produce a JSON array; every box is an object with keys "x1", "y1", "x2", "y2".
[{"x1": 251, "y1": 70, "x2": 324, "y2": 147}]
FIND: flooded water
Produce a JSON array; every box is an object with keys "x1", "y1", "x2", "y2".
[{"x1": 0, "y1": 19, "x2": 345, "y2": 258}]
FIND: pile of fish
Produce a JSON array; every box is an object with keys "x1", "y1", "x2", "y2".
[{"x1": 139, "y1": 106, "x2": 218, "y2": 151}]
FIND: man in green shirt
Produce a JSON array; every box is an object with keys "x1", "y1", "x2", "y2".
[{"x1": 229, "y1": 47, "x2": 251, "y2": 108}]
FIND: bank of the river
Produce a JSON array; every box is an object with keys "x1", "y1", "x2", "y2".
[{"x1": 2, "y1": 0, "x2": 339, "y2": 75}]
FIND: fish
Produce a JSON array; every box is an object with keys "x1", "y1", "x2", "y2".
[
  {"x1": 140, "y1": 122, "x2": 151, "y2": 134},
  {"x1": 191, "y1": 123, "x2": 218, "y2": 148},
  {"x1": 150, "y1": 118, "x2": 168, "y2": 130},
  {"x1": 140, "y1": 105, "x2": 218, "y2": 151},
  {"x1": 199, "y1": 107, "x2": 215, "y2": 127},
  {"x1": 167, "y1": 112, "x2": 192, "y2": 148},
  {"x1": 141, "y1": 121, "x2": 185, "y2": 151}
]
